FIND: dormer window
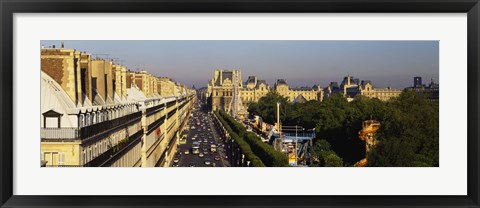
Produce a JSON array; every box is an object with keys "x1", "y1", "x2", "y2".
[{"x1": 42, "y1": 110, "x2": 62, "y2": 128}]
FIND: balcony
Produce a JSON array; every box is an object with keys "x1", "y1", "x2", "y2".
[
  {"x1": 41, "y1": 128, "x2": 79, "y2": 140},
  {"x1": 79, "y1": 111, "x2": 142, "y2": 140},
  {"x1": 84, "y1": 129, "x2": 143, "y2": 167},
  {"x1": 146, "y1": 103, "x2": 165, "y2": 116},
  {"x1": 41, "y1": 112, "x2": 142, "y2": 142}
]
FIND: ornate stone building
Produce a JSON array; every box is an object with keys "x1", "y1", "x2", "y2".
[
  {"x1": 324, "y1": 75, "x2": 402, "y2": 101},
  {"x1": 207, "y1": 69, "x2": 323, "y2": 116},
  {"x1": 405, "y1": 76, "x2": 439, "y2": 101},
  {"x1": 207, "y1": 69, "x2": 248, "y2": 117},
  {"x1": 273, "y1": 79, "x2": 323, "y2": 102}
]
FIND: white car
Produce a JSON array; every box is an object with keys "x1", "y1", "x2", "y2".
[{"x1": 199, "y1": 153, "x2": 204, "y2": 158}]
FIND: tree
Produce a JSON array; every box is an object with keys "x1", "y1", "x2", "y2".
[
  {"x1": 248, "y1": 89, "x2": 439, "y2": 167},
  {"x1": 324, "y1": 153, "x2": 343, "y2": 167},
  {"x1": 367, "y1": 90, "x2": 439, "y2": 167},
  {"x1": 310, "y1": 139, "x2": 343, "y2": 167},
  {"x1": 247, "y1": 91, "x2": 290, "y2": 124}
]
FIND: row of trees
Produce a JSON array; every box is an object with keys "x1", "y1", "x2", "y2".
[
  {"x1": 217, "y1": 110, "x2": 289, "y2": 167},
  {"x1": 214, "y1": 111, "x2": 265, "y2": 167},
  {"x1": 247, "y1": 90, "x2": 439, "y2": 167}
]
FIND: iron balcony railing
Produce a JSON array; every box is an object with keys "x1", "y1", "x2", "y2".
[
  {"x1": 41, "y1": 128, "x2": 80, "y2": 139},
  {"x1": 41, "y1": 112, "x2": 142, "y2": 140}
]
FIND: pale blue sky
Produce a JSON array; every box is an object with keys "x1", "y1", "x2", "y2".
[{"x1": 41, "y1": 40, "x2": 439, "y2": 89}]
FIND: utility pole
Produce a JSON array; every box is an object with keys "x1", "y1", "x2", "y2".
[
  {"x1": 295, "y1": 124, "x2": 298, "y2": 166},
  {"x1": 276, "y1": 102, "x2": 280, "y2": 134}
]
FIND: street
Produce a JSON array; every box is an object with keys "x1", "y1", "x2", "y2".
[{"x1": 172, "y1": 104, "x2": 230, "y2": 167}]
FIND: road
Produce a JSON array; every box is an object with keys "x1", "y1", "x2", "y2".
[{"x1": 172, "y1": 104, "x2": 230, "y2": 167}]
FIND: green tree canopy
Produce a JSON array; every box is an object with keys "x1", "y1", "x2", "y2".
[
  {"x1": 247, "y1": 89, "x2": 438, "y2": 167},
  {"x1": 248, "y1": 91, "x2": 290, "y2": 124}
]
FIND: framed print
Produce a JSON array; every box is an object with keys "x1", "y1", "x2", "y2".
[{"x1": 1, "y1": 0, "x2": 479, "y2": 207}]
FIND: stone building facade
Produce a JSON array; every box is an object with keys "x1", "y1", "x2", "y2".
[
  {"x1": 324, "y1": 75, "x2": 402, "y2": 101},
  {"x1": 405, "y1": 76, "x2": 439, "y2": 101},
  {"x1": 41, "y1": 46, "x2": 196, "y2": 167},
  {"x1": 207, "y1": 69, "x2": 323, "y2": 115},
  {"x1": 274, "y1": 79, "x2": 323, "y2": 102}
]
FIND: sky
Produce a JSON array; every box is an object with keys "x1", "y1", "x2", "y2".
[{"x1": 41, "y1": 40, "x2": 439, "y2": 89}]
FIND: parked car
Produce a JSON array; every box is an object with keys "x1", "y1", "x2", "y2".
[
  {"x1": 199, "y1": 153, "x2": 204, "y2": 158},
  {"x1": 214, "y1": 155, "x2": 221, "y2": 161}
]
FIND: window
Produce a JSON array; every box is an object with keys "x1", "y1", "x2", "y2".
[
  {"x1": 82, "y1": 150, "x2": 86, "y2": 165},
  {"x1": 59, "y1": 152, "x2": 65, "y2": 166},
  {"x1": 88, "y1": 148, "x2": 92, "y2": 161},
  {"x1": 78, "y1": 115, "x2": 83, "y2": 128}
]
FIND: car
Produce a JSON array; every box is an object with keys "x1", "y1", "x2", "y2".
[
  {"x1": 203, "y1": 150, "x2": 209, "y2": 155},
  {"x1": 209, "y1": 140, "x2": 215, "y2": 144},
  {"x1": 184, "y1": 150, "x2": 190, "y2": 155},
  {"x1": 172, "y1": 163, "x2": 179, "y2": 167},
  {"x1": 204, "y1": 157, "x2": 211, "y2": 165},
  {"x1": 173, "y1": 156, "x2": 180, "y2": 163},
  {"x1": 189, "y1": 162, "x2": 196, "y2": 167},
  {"x1": 199, "y1": 153, "x2": 204, "y2": 158},
  {"x1": 214, "y1": 155, "x2": 221, "y2": 161}
]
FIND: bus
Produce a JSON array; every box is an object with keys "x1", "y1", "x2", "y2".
[
  {"x1": 192, "y1": 142, "x2": 200, "y2": 154},
  {"x1": 179, "y1": 133, "x2": 187, "y2": 144}
]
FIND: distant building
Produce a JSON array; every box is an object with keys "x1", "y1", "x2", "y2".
[
  {"x1": 414, "y1": 76, "x2": 423, "y2": 88},
  {"x1": 207, "y1": 69, "x2": 244, "y2": 113},
  {"x1": 273, "y1": 79, "x2": 323, "y2": 102},
  {"x1": 207, "y1": 69, "x2": 323, "y2": 117},
  {"x1": 324, "y1": 75, "x2": 402, "y2": 101},
  {"x1": 405, "y1": 77, "x2": 439, "y2": 100}
]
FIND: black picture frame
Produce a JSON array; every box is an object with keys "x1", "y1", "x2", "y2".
[{"x1": 1, "y1": 0, "x2": 479, "y2": 207}]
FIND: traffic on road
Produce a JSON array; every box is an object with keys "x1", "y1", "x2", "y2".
[{"x1": 172, "y1": 104, "x2": 230, "y2": 167}]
